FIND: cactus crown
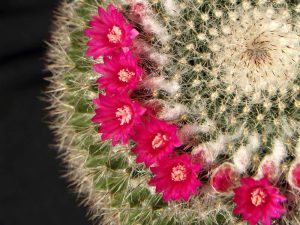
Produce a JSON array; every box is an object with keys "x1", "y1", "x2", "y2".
[{"x1": 47, "y1": 0, "x2": 300, "y2": 224}]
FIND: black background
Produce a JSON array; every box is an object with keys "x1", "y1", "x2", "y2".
[{"x1": 0, "y1": 1, "x2": 92, "y2": 225}]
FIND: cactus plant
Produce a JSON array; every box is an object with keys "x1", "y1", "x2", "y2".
[{"x1": 47, "y1": 0, "x2": 300, "y2": 224}]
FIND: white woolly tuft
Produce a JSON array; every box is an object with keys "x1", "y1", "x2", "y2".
[
  {"x1": 247, "y1": 132, "x2": 261, "y2": 150},
  {"x1": 233, "y1": 146, "x2": 251, "y2": 173},
  {"x1": 141, "y1": 76, "x2": 164, "y2": 88},
  {"x1": 281, "y1": 117, "x2": 294, "y2": 137},
  {"x1": 178, "y1": 124, "x2": 201, "y2": 143},
  {"x1": 148, "y1": 52, "x2": 170, "y2": 66},
  {"x1": 162, "y1": 80, "x2": 180, "y2": 95},
  {"x1": 233, "y1": 133, "x2": 260, "y2": 173},
  {"x1": 142, "y1": 76, "x2": 180, "y2": 95},
  {"x1": 178, "y1": 120, "x2": 216, "y2": 143},
  {"x1": 256, "y1": 139, "x2": 287, "y2": 180},
  {"x1": 209, "y1": 135, "x2": 228, "y2": 154},
  {"x1": 163, "y1": 0, "x2": 180, "y2": 16},
  {"x1": 198, "y1": 119, "x2": 216, "y2": 133},
  {"x1": 132, "y1": 39, "x2": 152, "y2": 53},
  {"x1": 202, "y1": 136, "x2": 227, "y2": 163},
  {"x1": 141, "y1": 15, "x2": 171, "y2": 44},
  {"x1": 133, "y1": 40, "x2": 169, "y2": 66},
  {"x1": 271, "y1": 139, "x2": 287, "y2": 163},
  {"x1": 158, "y1": 103, "x2": 188, "y2": 121},
  {"x1": 122, "y1": 0, "x2": 149, "y2": 6},
  {"x1": 194, "y1": 132, "x2": 244, "y2": 164}
]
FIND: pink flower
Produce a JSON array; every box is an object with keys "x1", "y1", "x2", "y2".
[
  {"x1": 94, "y1": 51, "x2": 143, "y2": 94},
  {"x1": 84, "y1": 4, "x2": 139, "y2": 59},
  {"x1": 233, "y1": 177, "x2": 286, "y2": 225},
  {"x1": 132, "y1": 118, "x2": 182, "y2": 167},
  {"x1": 292, "y1": 163, "x2": 300, "y2": 187},
  {"x1": 288, "y1": 162, "x2": 300, "y2": 190},
  {"x1": 211, "y1": 163, "x2": 239, "y2": 193},
  {"x1": 149, "y1": 154, "x2": 202, "y2": 202},
  {"x1": 92, "y1": 94, "x2": 146, "y2": 146}
]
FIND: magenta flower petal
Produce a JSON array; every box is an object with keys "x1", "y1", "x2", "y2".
[
  {"x1": 92, "y1": 93, "x2": 146, "y2": 145},
  {"x1": 94, "y1": 51, "x2": 143, "y2": 94},
  {"x1": 233, "y1": 177, "x2": 286, "y2": 225},
  {"x1": 131, "y1": 117, "x2": 182, "y2": 167},
  {"x1": 84, "y1": 4, "x2": 138, "y2": 59},
  {"x1": 149, "y1": 154, "x2": 202, "y2": 202}
]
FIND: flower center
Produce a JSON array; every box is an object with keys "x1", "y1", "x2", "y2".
[
  {"x1": 115, "y1": 105, "x2": 132, "y2": 125},
  {"x1": 118, "y1": 69, "x2": 135, "y2": 83},
  {"x1": 250, "y1": 188, "x2": 267, "y2": 207},
  {"x1": 152, "y1": 133, "x2": 168, "y2": 149},
  {"x1": 212, "y1": 7, "x2": 300, "y2": 94},
  {"x1": 241, "y1": 35, "x2": 273, "y2": 69},
  {"x1": 171, "y1": 164, "x2": 187, "y2": 182},
  {"x1": 107, "y1": 26, "x2": 122, "y2": 43}
]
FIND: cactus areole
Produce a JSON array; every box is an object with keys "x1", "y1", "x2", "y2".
[{"x1": 47, "y1": 0, "x2": 300, "y2": 224}]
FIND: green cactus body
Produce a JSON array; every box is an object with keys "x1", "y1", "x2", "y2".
[{"x1": 47, "y1": 0, "x2": 300, "y2": 224}]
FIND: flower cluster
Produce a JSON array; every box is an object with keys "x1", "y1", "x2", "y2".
[
  {"x1": 85, "y1": 4, "x2": 201, "y2": 202},
  {"x1": 85, "y1": 4, "x2": 145, "y2": 146},
  {"x1": 84, "y1": 4, "x2": 289, "y2": 225}
]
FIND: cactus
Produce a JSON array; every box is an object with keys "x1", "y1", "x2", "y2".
[{"x1": 47, "y1": 0, "x2": 300, "y2": 224}]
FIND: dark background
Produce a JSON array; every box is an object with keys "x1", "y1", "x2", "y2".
[{"x1": 0, "y1": 1, "x2": 92, "y2": 225}]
